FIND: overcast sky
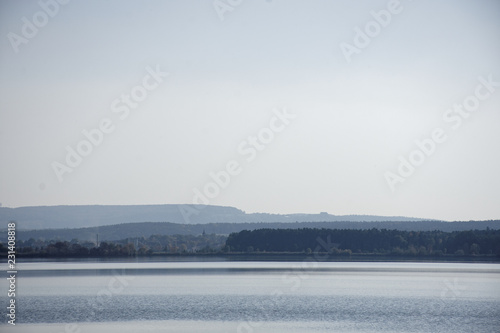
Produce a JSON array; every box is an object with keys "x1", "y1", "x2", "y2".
[{"x1": 1, "y1": 0, "x2": 499, "y2": 221}]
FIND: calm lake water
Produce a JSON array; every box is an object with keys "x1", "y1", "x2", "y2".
[{"x1": 1, "y1": 259, "x2": 499, "y2": 332}]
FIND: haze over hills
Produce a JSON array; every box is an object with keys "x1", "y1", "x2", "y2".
[
  {"x1": 8, "y1": 220, "x2": 500, "y2": 243},
  {"x1": 1, "y1": 205, "x2": 498, "y2": 244},
  {"x1": 0, "y1": 204, "x2": 435, "y2": 230}
]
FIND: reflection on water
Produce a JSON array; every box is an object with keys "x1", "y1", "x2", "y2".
[{"x1": 1, "y1": 260, "x2": 499, "y2": 333}]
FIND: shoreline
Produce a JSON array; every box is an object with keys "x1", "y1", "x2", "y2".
[{"x1": 14, "y1": 252, "x2": 500, "y2": 263}]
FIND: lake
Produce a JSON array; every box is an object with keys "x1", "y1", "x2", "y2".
[{"x1": 1, "y1": 259, "x2": 499, "y2": 332}]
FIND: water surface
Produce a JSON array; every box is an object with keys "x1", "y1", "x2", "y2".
[{"x1": 1, "y1": 260, "x2": 499, "y2": 332}]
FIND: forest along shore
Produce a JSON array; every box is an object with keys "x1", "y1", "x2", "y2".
[{"x1": 2, "y1": 228, "x2": 499, "y2": 261}]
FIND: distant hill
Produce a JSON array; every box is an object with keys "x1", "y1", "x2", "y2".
[
  {"x1": 7, "y1": 220, "x2": 500, "y2": 243},
  {"x1": 0, "y1": 204, "x2": 432, "y2": 230}
]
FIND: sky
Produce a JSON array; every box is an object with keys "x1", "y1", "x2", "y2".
[{"x1": 0, "y1": 0, "x2": 499, "y2": 221}]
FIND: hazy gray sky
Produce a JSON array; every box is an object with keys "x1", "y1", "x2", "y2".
[{"x1": 1, "y1": 0, "x2": 499, "y2": 221}]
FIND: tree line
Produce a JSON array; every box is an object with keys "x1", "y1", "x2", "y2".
[
  {"x1": 225, "y1": 228, "x2": 500, "y2": 256},
  {"x1": 0, "y1": 232, "x2": 226, "y2": 257},
  {"x1": 3, "y1": 227, "x2": 499, "y2": 257}
]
